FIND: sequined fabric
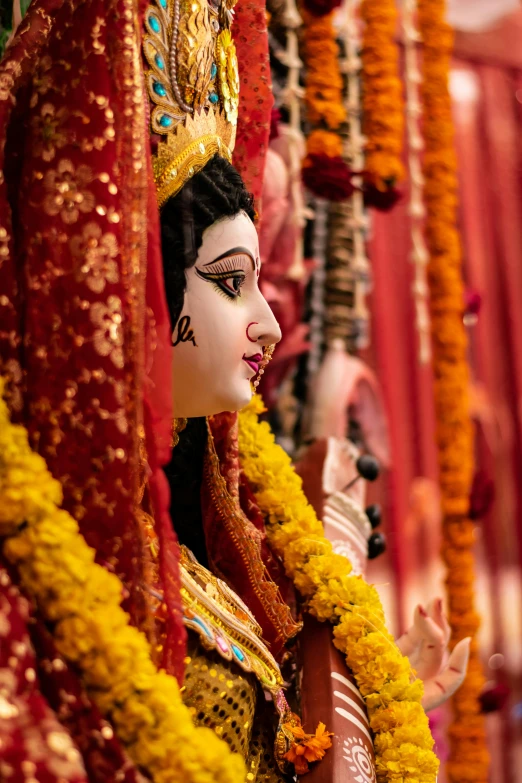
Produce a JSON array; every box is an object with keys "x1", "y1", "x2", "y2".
[
  {"x1": 183, "y1": 634, "x2": 290, "y2": 783},
  {"x1": 233, "y1": 0, "x2": 273, "y2": 206},
  {"x1": 0, "y1": 560, "x2": 144, "y2": 783},
  {"x1": 0, "y1": 0, "x2": 186, "y2": 683},
  {"x1": 183, "y1": 635, "x2": 256, "y2": 758}
]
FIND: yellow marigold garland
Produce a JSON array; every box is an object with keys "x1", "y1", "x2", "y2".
[
  {"x1": 418, "y1": 1, "x2": 489, "y2": 781},
  {"x1": 360, "y1": 0, "x2": 405, "y2": 191},
  {"x1": 0, "y1": 379, "x2": 245, "y2": 783},
  {"x1": 238, "y1": 396, "x2": 439, "y2": 783}
]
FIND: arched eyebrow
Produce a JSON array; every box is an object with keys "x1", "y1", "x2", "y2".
[{"x1": 203, "y1": 246, "x2": 256, "y2": 270}]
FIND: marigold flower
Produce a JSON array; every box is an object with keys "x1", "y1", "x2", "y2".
[
  {"x1": 0, "y1": 379, "x2": 246, "y2": 783},
  {"x1": 238, "y1": 396, "x2": 439, "y2": 782},
  {"x1": 360, "y1": 0, "x2": 405, "y2": 196},
  {"x1": 283, "y1": 721, "x2": 334, "y2": 773},
  {"x1": 418, "y1": 0, "x2": 489, "y2": 775}
]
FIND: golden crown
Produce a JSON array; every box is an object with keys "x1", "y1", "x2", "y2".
[{"x1": 143, "y1": 0, "x2": 240, "y2": 207}]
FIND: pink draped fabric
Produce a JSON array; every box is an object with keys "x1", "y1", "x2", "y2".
[
  {"x1": 365, "y1": 191, "x2": 439, "y2": 624},
  {"x1": 367, "y1": 47, "x2": 522, "y2": 782},
  {"x1": 453, "y1": 61, "x2": 522, "y2": 783}
]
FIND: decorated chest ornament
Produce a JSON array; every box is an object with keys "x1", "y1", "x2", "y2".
[
  {"x1": 177, "y1": 546, "x2": 333, "y2": 776},
  {"x1": 143, "y1": 0, "x2": 240, "y2": 206}
]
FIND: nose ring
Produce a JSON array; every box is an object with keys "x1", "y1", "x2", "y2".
[{"x1": 246, "y1": 322, "x2": 259, "y2": 343}]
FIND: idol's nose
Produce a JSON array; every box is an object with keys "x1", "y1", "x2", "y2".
[{"x1": 248, "y1": 295, "x2": 282, "y2": 346}]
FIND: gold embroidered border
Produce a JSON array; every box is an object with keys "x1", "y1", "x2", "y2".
[
  {"x1": 180, "y1": 553, "x2": 283, "y2": 692},
  {"x1": 154, "y1": 135, "x2": 232, "y2": 207},
  {"x1": 204, "y1": 422, "x2": 302, "y2": 652}
]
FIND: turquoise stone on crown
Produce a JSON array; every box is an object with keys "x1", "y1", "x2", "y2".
[
  {"x1": 149, "y1": 14, "x2": 160, "y2": 33},
  {"x1": 159, "y1": 114, "x2": 173, "y2": 128},
  {"x1": 209, "y1": 92, "x2": 219, "y2": 104},
  {"x1": 193, "y1": 616, "x2": 213, "y2": 639},
  {"x1": 159, "y1": 0, "x2": 167, "y2": 7},
  {"x1": 211, "y1": 62, "x2": 217, "y2": 79},
  {"x1": 155, "y1": 53, "x2": 165, "y2": 70},
  {"x1": 153, "y1": 81, "x2": 167, "y2": 97}
]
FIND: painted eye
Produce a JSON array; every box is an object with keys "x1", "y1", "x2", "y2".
[
  {"x1": 196, "y1": 267, "x2": 246, "y2": 298},
  {"x1": 220, "y1": 275, "x2": 245, "y2": 296}
]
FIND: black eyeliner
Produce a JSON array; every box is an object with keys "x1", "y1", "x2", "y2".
[
  {"x1": 203, "y1": 246, "x2": 255, "y2": 267},
  {"x1": 195, "y1": 267, "x2": 246, "y2": 299}
]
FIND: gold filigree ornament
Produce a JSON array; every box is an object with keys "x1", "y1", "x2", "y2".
[
  {"x1": 216, "y1": 30, "x2": 239, "y2": 125},
  {"x1": 143, "y1": 0, "x2": 239, "y2": 207}
]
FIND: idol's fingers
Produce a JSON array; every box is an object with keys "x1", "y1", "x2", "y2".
[{"x1": 421, "y1": 637, "x2": 471, "y2": 711}]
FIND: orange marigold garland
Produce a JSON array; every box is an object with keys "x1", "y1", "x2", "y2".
[
  {"x1": 360, "y1": 0, "x2": 404, "y2": 198},
  {"x1": 301, "y1": 8, "x2": 353, "y2": 200},
  {"x1": 418, "y1": 1, "x2": 490, "y2": 781},
  {"x1": 283, "y1": 721, "x2": 334, "y2": 775}
]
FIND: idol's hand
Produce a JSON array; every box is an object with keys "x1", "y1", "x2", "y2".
[{"x1": 396, "y1": 598, "x2": 471, "y2": 711}]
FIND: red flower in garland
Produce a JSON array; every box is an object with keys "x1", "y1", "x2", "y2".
[
  {"x1": 479, "y1": 682, "x2": 510, "y2": 713},
  {"x1": 302, "y1": 154, "x2": 354, "y2": 201},
  {"x1": 469, "y1": 470, "x2": 495, "y2": 520},
  {"x1": 363, "y1": 181, "x2": 402, "y2": 211},
  {"x1": 301, "y1": 0, "x2": 342, "y2": 17}
]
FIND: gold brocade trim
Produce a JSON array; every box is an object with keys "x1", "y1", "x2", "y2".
[
  {"x1": 120, "y1": 0, "x2": 151, "y2": 635},
  {"x1": 180, "y1": 547, "x2": 283, "y2": 693},
  {"x1": 154, "y1": 131, "x2": 233, "y2": 207},
  {"x1": 172, "y1": 417, "x2": 188, "y2": 448},
  {"x1": 204, "y1": 421, "x2": 302, "y2": 651},
  {"x1": 143, "y1": 0, "x2": 238, "y2": 204}
]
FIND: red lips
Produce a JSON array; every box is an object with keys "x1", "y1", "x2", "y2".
[{"x1": 243, "y1": 353, "x2": 262, "y2": 373}]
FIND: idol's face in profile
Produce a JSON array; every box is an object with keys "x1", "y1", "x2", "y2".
[{"x1": 171, "y1": 211, "x2": 281, "y2": 418}]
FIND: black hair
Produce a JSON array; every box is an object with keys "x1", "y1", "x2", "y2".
[
  {"x1": 160, "y1": 154, "x2": 255, "y2": 329},
  {"x1": 163, "y1": 416, "x2": 209, "y2": 566},
  {"x1": 161, "y1": 155, "x2": 255, "y2": 563}
]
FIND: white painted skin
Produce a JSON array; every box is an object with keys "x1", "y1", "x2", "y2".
[
  {"x1": 396, "y1": 598, "x2": 471, "y2": 711},
  {"x1": 171, "y1": 211, "x2": 281, "y2": 418}
]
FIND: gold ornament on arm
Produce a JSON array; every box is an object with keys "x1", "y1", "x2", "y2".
[{"x1": 143, "y1": 0, "x2": 240, "y2": 205}]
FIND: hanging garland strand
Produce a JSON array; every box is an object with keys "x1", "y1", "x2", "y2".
[
  {"x1": 360, "y1": 0, "x2": 404, "y2": 201},
  {"x1": 418, "y1": 1, "x2": 489, "y2": 781},
  {"x1": 402, "y1": 0, "x2": 431, "y2": 364},
  {"x1": 301, "y1": 8, "x2": 354, "y2": 201}
]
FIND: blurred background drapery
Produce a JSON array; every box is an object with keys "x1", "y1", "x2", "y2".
[
  {"x1": 367, "y1": 8, "x2": 522, "y2": 780},
  {"x1": 1, "y1": 0, "x2": 521, "y2": 779}
]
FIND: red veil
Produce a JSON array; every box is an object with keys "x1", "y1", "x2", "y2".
[
  {"x1": 0, "y1": 0, "x2": 277, "y2": 687},
  {"x1": 0, "y1": 0, "x2": 291, "y2": 776},
  {"x1": 0, "y1": 0, "x2": 186, "y2": 681}
]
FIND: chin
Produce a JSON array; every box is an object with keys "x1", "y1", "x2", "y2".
[{"x1": 218, "y1": 382, "x2": 253, "y2": 414}]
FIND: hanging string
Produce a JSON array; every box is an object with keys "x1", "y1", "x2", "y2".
[
  {"x1": 334, "y1": 0, "x2": 370, "y2": 350},
  {"x1": 403, "y1": 0, "x2": 431, "y2": 364},
  {"x1": 307, "y1": 197, "x2": 328, "y2": 378},
  {"x1": 279, "y1": 0, "x2": 310, "y2": 281}
]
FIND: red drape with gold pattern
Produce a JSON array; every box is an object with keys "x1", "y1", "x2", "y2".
[
  {"x1": 0, "y1": 0, "x2": 186, "y2": 775},
  {"x1": 233, "y1": 0, "x2": 273, "y2": 205}
]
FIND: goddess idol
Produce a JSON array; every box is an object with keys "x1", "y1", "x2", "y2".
[{"x1": 0, "y1": 0, "x2": 468, "y2": 781}]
